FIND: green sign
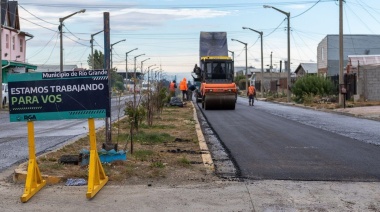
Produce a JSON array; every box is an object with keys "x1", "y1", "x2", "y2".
[{"x1": 8, "y1": 70, "x2": 110, "y2": 122}]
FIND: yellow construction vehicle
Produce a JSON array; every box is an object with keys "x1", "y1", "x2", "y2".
[{"x1": 192, "y1": 32, "x2": 237, "y2": 110}]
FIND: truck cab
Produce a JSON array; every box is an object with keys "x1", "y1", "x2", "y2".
[{"x1": 200, "y1": 56, "x2": 234, "y2": 83}]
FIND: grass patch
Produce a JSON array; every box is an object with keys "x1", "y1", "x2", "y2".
[
  {"x1": 134, "y1": 131, "x2": 172, "y2": 144},
  {"x1": 150, "y1": 161, "x2": 165, "y2": 168},
  {"x1": 132, "y1": 150, "x2": 154, "y2": 161},
  {"x1": 140, "y1": 123, "x2": 176, "y2": 130},
  {"x1": 178, "y1": 157, "x2": 191, "y2": 167}
]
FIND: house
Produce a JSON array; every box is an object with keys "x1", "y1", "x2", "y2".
[
  {"x1": 35, "y1": 65, "x2": 78, "y2": 72},
  {"x1": 317, "y1": 35, "x2": 380, "y2": 77},
  {"x1": 346, "y1": 55, "x2": 380, "y2": 101},
  {"x1": 294, "y1": 63, "x2": 317, "y2": 77},
  {"x1": 234, "y1": 66, "x2": 260, "y2": 78},
  {"x1": 1, "y1": 0, "x2": 37, "y2": 83}
]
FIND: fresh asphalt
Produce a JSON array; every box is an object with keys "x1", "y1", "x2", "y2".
[{"x1": 198, "y1": 97, "x2": 380, "y2": 181}]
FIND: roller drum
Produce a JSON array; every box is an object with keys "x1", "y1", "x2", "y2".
[{"x1": 204, "y1": 94, "x2": 235, "y2": 110}]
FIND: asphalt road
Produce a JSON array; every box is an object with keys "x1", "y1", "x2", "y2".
[
  {"x1": 0, "y1": 95, "x2": 133, "y2": 172},
  {"x1": 200, "y1": 97, "x2": 380, "y2": 181}
]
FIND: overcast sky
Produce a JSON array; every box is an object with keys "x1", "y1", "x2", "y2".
[{"x1": 18, "y1": 0, "x2": 380, "y2": 80}]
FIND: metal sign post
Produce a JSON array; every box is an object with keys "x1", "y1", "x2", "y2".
[
  {"x1": 86, "y1": 118, "x2": 108, "y2": 198},
  {"x1": 20, "y1": 121, "x2": 46, "y2": 203}
]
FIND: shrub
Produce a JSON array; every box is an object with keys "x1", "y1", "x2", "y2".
[{"x1": 292, "y1": 75, "x2": 334, "y2": 103}]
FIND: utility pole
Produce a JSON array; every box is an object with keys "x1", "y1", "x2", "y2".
[
  {"x1": 103, "y1": 12, "x2": 114, "y2": 149},
  {"x1": 339, "y1": 0, "x2": 344, "y2": 107}
]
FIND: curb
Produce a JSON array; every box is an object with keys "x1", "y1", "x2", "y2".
[
  {"x1": 13, "y1": 167, "x2": 63, "y2": 184},
  {"x1": 191, "y1": 101, "x2": 215, "y2": 173}
]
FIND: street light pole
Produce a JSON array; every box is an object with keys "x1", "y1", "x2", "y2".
[
  {"x1": 147, "y1": 65, "x2": 156, "y2": 86},
  {"x1": 134, "y1": 54, "x2": 145, "y2": 103},
  {"x1": 90, "y1": 30, "x2": 103, "y2": 69},
  {"x1": 59, "y1": 9, "x2": 86, "y2": 72},
  {"x1": 264, "y1": 5, "x2": 291, "y2": 102},
  {"x1": 228, "y1": 50, "x2": 234, "y2": 62},
  {"x1": 126, "y1": 48, "x2": 138, "y2": 80},
  {"x1": 110, "y1": 39, "x2": 126, "y2": 71},
  {"x1": 242, "y1": 27, "x2": 264, "y2": 98},
  {"x1": 140, "y1": 58, "x2": 150, "y2": 76},
  {"x1": 231, "y1": 38, "x2": 248, "y2": 90}
]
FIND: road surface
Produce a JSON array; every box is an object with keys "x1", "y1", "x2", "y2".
[{"x1": 200, "y1": 97, "x2": 380, "y2": 181}]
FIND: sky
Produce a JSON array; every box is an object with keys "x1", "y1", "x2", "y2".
[{"x1": 17, "y1": 0, "x2": 380, "y2": 80}]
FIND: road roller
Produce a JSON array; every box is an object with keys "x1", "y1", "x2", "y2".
[{"x1": 192, "y1": 32, "x2": 237, "y2": 110}]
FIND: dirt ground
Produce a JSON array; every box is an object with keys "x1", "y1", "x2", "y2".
[{"x1": 15, "y1": 101, "x2": 218, "y2": 186}]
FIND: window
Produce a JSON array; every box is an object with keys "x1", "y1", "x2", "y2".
[
  {"x1": 20, "y1": 39, "x2": 23, "y2": 52},
  {"x1": 5, "y1": 34, "x2": 9, "y2": 48},
  {"x1": 12, "y1": 37, "x2": 15, "y2": 50}
]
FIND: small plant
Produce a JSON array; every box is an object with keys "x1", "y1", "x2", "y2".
[
  {"x1": 178, "y1": 157, "x2": 191, "y2": 167},
  {"x1": 150, "y1": 161, "x2": 165, "y2": 168},
  {"x1": 302, "y1": 93, "x2": 314, "y2": 105},
  {"x1": 292, "y1": 75, "x2": 334, "y2": 103}
]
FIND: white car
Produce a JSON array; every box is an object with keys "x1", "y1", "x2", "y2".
[{"x1": 2, "y1": 83, "x2": 8, "y2": 106}]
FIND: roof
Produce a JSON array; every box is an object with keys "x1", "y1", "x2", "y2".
[
  {"x1": 1, "y1": 60, "x2": 37, "y2": 69},
  {"x1": 295, "y1": 63, "x2": 317, "y2": 74},
  {"x1": 348, "y1": 55, "x2": 380, "y2": 67},
  {"x1": 35, "y1": 65, "x2": 78, "y2": 72}
]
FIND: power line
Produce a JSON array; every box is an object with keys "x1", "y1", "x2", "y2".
[
  {"x1": 19, "y1": 4, "x2": 58, "y2": 25},
  {"x1": 26, "y1": 32, "x2": 58, "y2": 60},
  {"x1": 292, "y1": 0, "x2": 321, "y2": 19}
]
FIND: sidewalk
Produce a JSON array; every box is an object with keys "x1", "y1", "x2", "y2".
[
  {"x1": 1, "y1": 179, "x2": 380, "y2": 211},
  {"x1": 333, "y1": 105, "x2": 380, "y2": 121}
]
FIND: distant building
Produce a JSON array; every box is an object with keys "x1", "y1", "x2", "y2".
[
  {"x1": 34, "y1": 65, "x2": 78, "y2": 72},
  {"x1": 294, "y1": 63, "x2": 317, "y2": 77},
  {"x1": 317, "y1": 34, "x2": 380, "y2": 77}
]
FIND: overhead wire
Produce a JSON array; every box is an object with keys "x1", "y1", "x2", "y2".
[
  {"x1": 19, "y1": 4, "x2": 58, "y2": 25},
  {"x1": 292, "y1": 0, "x2": 321, "y2": 19},
  {"x1": 26, "y1": 31, "x2": 58, "y2": 60},
  {"x1": 40, "y1": 33, "x2": 59, "y2": 66}
]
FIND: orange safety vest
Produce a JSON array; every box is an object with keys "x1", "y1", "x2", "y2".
[
  {"x1": 248, "y1": 86, "x2": 255, "y2": 95},
  {"x1": 169, "y1": 82, "x2": 175, "y2": 91},
  {"x1": 179, "y1": 80, "x2": 187, "y2": 91}
]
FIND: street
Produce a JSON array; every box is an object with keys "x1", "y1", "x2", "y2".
[{"x1": 200, "y1": 97, "x2": 380, "y2": 181}]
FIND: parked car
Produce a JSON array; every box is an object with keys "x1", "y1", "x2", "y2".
[{"x1": 2, "y1": 83, "x2": 8, "y2": 106}]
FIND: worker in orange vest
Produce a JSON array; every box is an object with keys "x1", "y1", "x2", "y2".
[
  {"x1": 247, "y1": 85, "x2": 256, "y2": 106},
  {"x1": 179, "y1": 78, "x2": 188, "y2": 101},
  {"x1": 169, "y1": 80, "x2": 176, "y2": 97}
]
